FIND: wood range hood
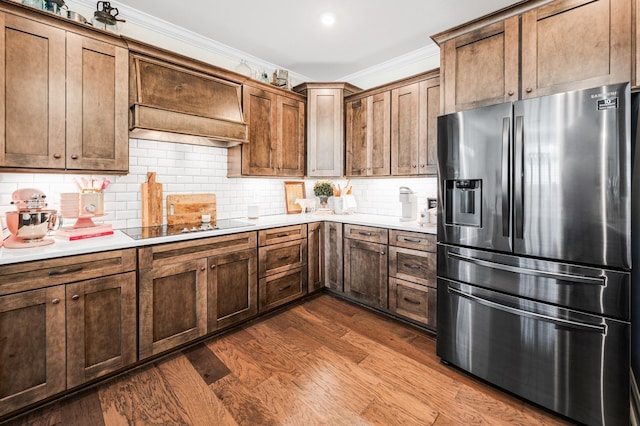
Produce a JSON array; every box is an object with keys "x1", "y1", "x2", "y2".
[{"x1": 128, "y1": 48, "x2": 248, "y2": 148}]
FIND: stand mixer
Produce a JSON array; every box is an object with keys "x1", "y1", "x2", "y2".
[{"x1": 4, "y1": 188, "x2": 59, "y2": 248}]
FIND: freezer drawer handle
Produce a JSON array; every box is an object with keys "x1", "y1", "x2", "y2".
[
  {"x1": 448, "y1": 252, "x2": 606, "y2": 286},
  {"x1": 448, "y1": 286, "x2": 607, "y2": 334}
]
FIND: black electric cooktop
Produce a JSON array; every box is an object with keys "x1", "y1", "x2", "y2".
[{"x1": 121, "y1": 218, "x2": 255, "y2": 240}]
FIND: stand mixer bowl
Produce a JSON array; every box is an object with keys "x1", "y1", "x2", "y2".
[{"x1": 6, "y1": 210, "x2": 59, "y2": 241}]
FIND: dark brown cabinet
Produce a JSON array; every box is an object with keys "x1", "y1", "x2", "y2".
[
  {"x1": 258, "y1": 225, "x2": 308, "y2": 312},
  {"x1": 343, "y1": 224, "x2": 388, "y2": 309},
  {"x1": 0, "y1": 249, "x2": 137, "y2": 417},
  {"x1": 307, "y1": 221, "x2": 324, "y2": 293},
  {"x1": 324, "y1": 221, "x2": 343, "y2": 291},
  {"x1": 230, "y1": 83, "x2": 305, "y2": 177},
  {"x1": 0, "y1": 7, "x2": 128, "y2": 172},
  {"x1": 434, "y1": 0, "x2": 632, "y2": 113}
]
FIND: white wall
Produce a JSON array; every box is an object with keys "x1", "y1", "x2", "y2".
[{"x1": 0, "y1": 140, "x2": 437, "y2": 229}]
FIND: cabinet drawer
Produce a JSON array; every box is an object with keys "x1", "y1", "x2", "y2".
[
  {"x1": 389, "y1": 246, "x2": 435, "y2": 287},
  {"x1": 259, "y1": 225, "x2": 307, "y2": 246},
  {"x1": 139, "y1": 231, "x2": 257, "y2": 269},
  {"x1": 344, "y1": 224, "x2": 388, "y2": 244},
  {"x1": 389, "y1": 230, "x2": 435, "y2": 252},
  {"x1": 0, "y1": 249, "x2": 136, "y2": 295},
  {"x1": 259, "y1": 239, "x2": 307, "y2": 277},
  {"x1": 389, "y1": 278, "x2": 436, "y2": 329},
  {"x1": 259, "y1": 266, "x2": 307, "y2": 312}
]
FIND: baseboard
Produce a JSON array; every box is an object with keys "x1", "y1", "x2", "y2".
[{"x1": 631, "y1": 368, "x2": 640, "y2": 426}]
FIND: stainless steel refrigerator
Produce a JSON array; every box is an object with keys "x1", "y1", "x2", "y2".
[{"x1": 437, "y1": 82, "x2": 633, "y2": 426}]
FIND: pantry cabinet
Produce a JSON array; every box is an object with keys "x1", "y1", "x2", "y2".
[
  {"x1": 434, "y1": 0, "x2": 632, "y2": 114},
  {"x1": 0, "y1": 249, "x2": 137, "y2": 416},
  {"x1": 0, "y1": 7, "x2": 128, "y2": 172},
  {"x1": 229, "y1": 83, "x2": 305, "y2": 177}
]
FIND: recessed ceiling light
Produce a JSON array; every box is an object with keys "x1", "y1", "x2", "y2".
[{"x1": 321, "y1": 13, "x2": 336, "y2": 27}]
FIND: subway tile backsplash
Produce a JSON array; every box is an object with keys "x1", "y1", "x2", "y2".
[{"x1": 0, "y1": 139, "x2": 437, "y2": 229}]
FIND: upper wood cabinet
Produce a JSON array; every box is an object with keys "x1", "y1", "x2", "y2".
[
  {"x1": 294, "y1": 82, "x2": 360, "y2": 177},
  {"x1": 0, "y1": 6, "x2": 128, "y2": 172},
  {"x1": 434, "y1": 0, "x2": 632, "y2": 114},
  {"x1": 229, "y1": 83, "x2": 305, "y2": 177}
]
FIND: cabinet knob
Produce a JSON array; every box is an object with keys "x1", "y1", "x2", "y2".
[
  {"x1": 380, "y1": 251, "x2": 386, "y2": 255},
  {"x1": 508, "y1": 90, "x2": 514, "y2": 96},
  {"x1": 71, "y1": 294, "x2": 80, "y2": 301},
  {"x1": 420, "y1": 164, "x2": 425, "y2": 168},
  {"x1": 53, "y1": 153, "x2": 61, "y2": 159},
  {"x1": 210, "y1": 264, "x2": 216, "y2": 269},
  {"x1": 200, "y1": 266, "x2": 206, "y2": 271},
  {"x1": 525, "y1": 87, "x2": 533, "y2": 93},
  {"x1": 412, "y1": 165, "x2": 417, "y2": 169},
  {"x1": 52, "y1": 298, "x2": 60, "y2": 305},
  {"x1": 70, "y1": 154, "x2": 78, "y2": 160}
]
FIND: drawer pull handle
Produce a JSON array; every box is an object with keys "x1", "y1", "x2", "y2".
[
  {"x1": 276, "y1": 233, "x2": 289, "y2": 237},
  {"x1": 48, "y1": 266, "x2": 83, "y2": 276},
  {"x1": 358, "y1": 232, "x2": 372, "y2": 236},
  {"x1": 277, "y1": 285, "x2": 292, "y2": 292},
  {"x1": 403, "y1": 263, "x2": 421, "y2": 270},
  {"x1": 402, "y1": 238, "x2": 422, "y2": 243},
  {"x1": 277, "y1": 255, "x2": 291, "y2": 261},
  {"x1": 71, "y1": 294, "x2": 80, "y2": 301},
  {"x1": 51, "y1": 298, "x2": 61, "y2": 305},
  {"x1": 403, "y1": 297, "x2": 421, "y2": 305}
]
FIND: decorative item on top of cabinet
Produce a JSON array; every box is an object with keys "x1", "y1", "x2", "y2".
[
  {"x1": 293, "y1": 82, "x2": 360, "y2": 177},
  {"x1": 138, "y1": 232, "x2": 257, "y2": 359},
  {"x1": 388, "y1": 230, "x2": 437, "y2": 329},
  {"x1": 258, "y1": 225, "x2": 308, "y2": 312},
  {"x1": 0, "y1": 4, "x2": 129, "y2": 172},
  {"x1": 343, "y1": 224, "x2": 388, "y2": 309},
  {"x1": 228, "y1": 82, "x2": 305, "y2": 177},
  {"x1": 0, "y1": 249, "x2": 137, "y2": 418},
  {"x1": 432, "y1": 0, "x2": 632, "y2": 114}
]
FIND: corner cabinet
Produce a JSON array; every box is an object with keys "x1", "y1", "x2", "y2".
[
  {"x1": 307, "y1": 221, "x2": 324, "y2": 293},
  {"x1": 0, "y1": 6, "x2": 128, "y2": 172},
  {"x1": 434, "y1": 0, "x2": 632, "y2": 114},
  {"x1": 229, "y1": 83, "x2": 305, "y2": 177},
  {"x1": 294, "y1": 82, "x2": 360, "y2": 177}
]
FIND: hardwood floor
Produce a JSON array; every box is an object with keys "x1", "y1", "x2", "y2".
[{"x1": 3, "y1": 294, "x2": 575, "y2": 425}]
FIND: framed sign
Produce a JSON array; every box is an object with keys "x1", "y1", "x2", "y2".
[{"x1": 284, "y1": 181, "x2": 305, "y2": 214}]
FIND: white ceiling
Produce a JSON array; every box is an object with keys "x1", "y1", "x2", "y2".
[{"x1": 113, "y1": 0, "x2": 520, "y2": 81}]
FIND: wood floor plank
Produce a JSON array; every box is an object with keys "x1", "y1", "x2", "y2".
[
  {"x1": 210, "y1": 375, "x2": 279, "y2": 426},
  {"x1": 205, "y1": 335, "x2": 271, "y2": 390},
  {"x1": 4, "y1": 389, "x2": 105, "y2": 426},
  {"x1": 98, "y1": 363, "x2": 191, "y2": 425},
  {"x1": 252, "y1": 375, "x2": 325, "y2": 425},
  {"x1": 156, "y1": 353, "x2": 237, "y2": 426},
  {"x1": 183, "y1": 343, "x2": 231, "y2": 385}
]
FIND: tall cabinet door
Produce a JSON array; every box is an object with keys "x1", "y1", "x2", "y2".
[
  {"x1": 0, "y1": 13, "x2": 65, "y2": 169},
  {"x1": 391, "y1": 83, "x2": 419, "y2": 175},
  {"x1": 367, "y1": 92, "x2": 391, "y2": 176},
  {"x1": 243, "y1": 85, "x2": 278, "y2": 176},
  {"x1": 66, "y1": 272, "x2": 137, "y2": 388},
  {"x1": 0, "y1": 286, "x2": 66, "y2": 416},
  {"x1": 66, "y1": 33, "x2": 128, "y2": 172},
  {"x1": 345, "y1": 98, "x2": 368, "y2": 176},
  {"x1": 277, "y1": 95, "x2": 305, "y2": 176}
]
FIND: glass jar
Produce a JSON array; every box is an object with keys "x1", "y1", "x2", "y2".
[
  {"x1": 43, "y1": 1, "x2": 62, "y2": 14},
  {"x1": 22, "y1": 0, "x2": 44, "y2": 10}
]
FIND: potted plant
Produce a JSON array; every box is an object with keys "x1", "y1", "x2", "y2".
[{"x1": 313, "y1": 180, "x2": 333, "y2": 208}]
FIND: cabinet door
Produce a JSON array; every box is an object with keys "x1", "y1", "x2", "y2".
[
  {"x1": 307, "y1": 88, "x2": 343, "y2": 176},
  {"x1": 243, "y1": 85, "x2": 277, "y2": 176},
  {"x1": 324, "y1": 221, "x2": 343, "y2": 291},
  {"x1": 66, "y1": 272, "x2": 137, "y2": 389},
  {"x1": 420, "y1": 79, "x2": 440, "y2": 175},
  {"x1": 521, "y1": 0, "x2": 631, "y2": 99},
  {"x1": 139, "y1": 259, "x2": 207, "y2": 359},
  {"x1": 0, "y1": 286, "x2": 65, "y2": 416},
  {"x1": 208, "y1": 248, "x2": 258, "y2": 332},
  {"x1": 345, "y1": 98, "x2": 368, "y2": 176},
  {"x1": 277, "y1": 94, "x2": 305, "y2": 176},
  {"x1": 367, "y1": 92, "x2": 391, "y2": 176},
  {"x1": 440, "y1": 17, "x2": 519, "y2": 114},
  {"x1": 308, "y1": 222, "x2": 324, "y2": 293},
  {"x1": 389, "y1": 278, "x2": 436, "y2": 329},
  {"x1": 66, "y1": 33, "x2": 128, "y2": 172},
  {"x1": 391, "y1": 83, "x2": 419, "y2": 175},
  {"x1": 344, "y1": 238, "x2": 388, "y2": 308},
  {"x1": 0, "y1": 13, "x2": 65, "y2": 169}
]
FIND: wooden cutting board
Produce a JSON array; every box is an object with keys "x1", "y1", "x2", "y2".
[
  {"x1": 166, "y1": 193, "x2": 216, "y2": 225},
  {"x1": 141, "y1": 172, "x2": 163, "y2": 227}
]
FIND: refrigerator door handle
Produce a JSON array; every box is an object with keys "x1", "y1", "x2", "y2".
[
  {"x1": 447, "y1": 286, "x2": 607, "y2": 334},
  {"x1": 447, "y1": 251, "x2": 607, "y2": 286},
  {"x1": 501, "y1": 117, "x2": 510, "y2": 237},
  {"x1": 514, "y1": 115, "x2": 524, "y2": 239}
]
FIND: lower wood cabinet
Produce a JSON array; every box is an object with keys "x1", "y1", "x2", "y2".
[
  {"x1": 307, "y1": 222, "x2": 324, "y2": 293},
  {"x1": 324, "y1": 221, "x2": 343, "y2": 291},
  {"x1": 388, "y1": 278, "x2": 436, "y2": 328},
  {"x1": 259, "y1": 266, "x2": 307, "y2": 312},
  {"x1": 0, "y1": 249, "x2": 137, "y2": 417},
  {"x1": 343, "y1": 224, "x2": 388, "y2": 309}
]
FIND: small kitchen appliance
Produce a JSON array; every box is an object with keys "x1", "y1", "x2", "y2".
[
  {"x1": 399, "y1": 186, "x2": 417, "y2": 221},
  {"x1": 5, "y1": 188, "x2": 59, "y2": 248}
]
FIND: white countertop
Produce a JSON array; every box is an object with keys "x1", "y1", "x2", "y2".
[{"x1": 0, "y1": 213, "x2": 436, "y2": 265}]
